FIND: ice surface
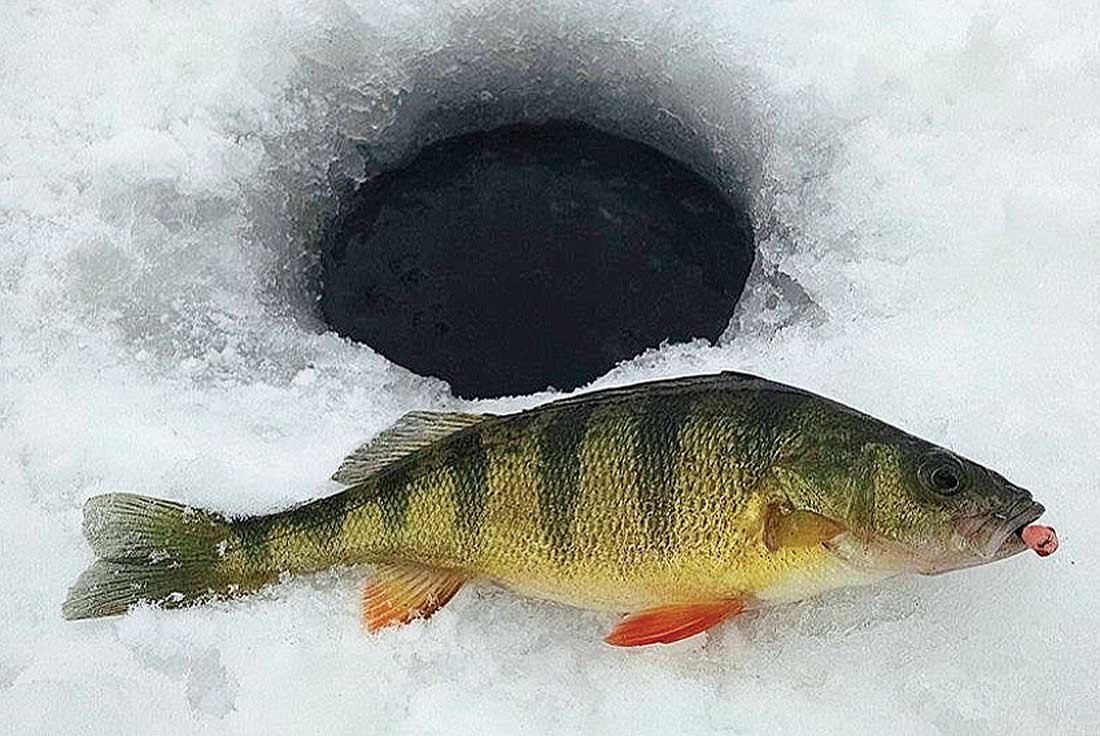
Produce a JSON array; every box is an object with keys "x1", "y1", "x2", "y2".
[{"x1": 2, "y1": 0, "x2": 1098, "y2": 733}]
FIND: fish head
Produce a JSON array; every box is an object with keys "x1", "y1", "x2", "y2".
[{"x1": 815, "y1": 440, "x2": 1046, "y2": 576}]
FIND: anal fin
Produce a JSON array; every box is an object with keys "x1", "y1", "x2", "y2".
[
  {"x1": 605, "y1": 600, "x2": 745, "y2": 647},
  {"x1": 363, "y1": 562, "x2": 468, "y2": 633}
]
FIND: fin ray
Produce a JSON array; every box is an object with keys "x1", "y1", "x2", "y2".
[
  {"x1": 363, "y1": 562, "x2": 468, "y2": 632},
  {"x1": 333, "y1": 411, "x2": 490, "y2": 485},
  {"x1": 63, "y1": 493, "x2": 237, "y2": 620},
  {"x1": 605, "y1": 600, "x2": 744, "y2": 647},
  {"x1": 763, "y1": 504, "x2": 847, "y2": 552}
]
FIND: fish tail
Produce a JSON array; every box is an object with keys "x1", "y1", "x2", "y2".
[{"x1": 62, "y1": 493, "x2": 255, "y2": 620}]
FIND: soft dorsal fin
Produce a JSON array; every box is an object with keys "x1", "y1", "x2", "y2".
[{"x1": 332, "y1": 410, "x2": 490, "y2": 485}]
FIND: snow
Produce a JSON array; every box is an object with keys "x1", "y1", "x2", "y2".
[{"x1": 1, "y1": 0, "x2": 1098, "y2": 733}]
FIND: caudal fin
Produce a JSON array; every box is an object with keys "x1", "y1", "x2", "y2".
[{"x1": 63, "y1": 493, "x2": 237, "y2": 620}]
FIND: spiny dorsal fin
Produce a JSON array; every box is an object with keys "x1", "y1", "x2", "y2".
[{"x1": 332, "y1": 411, "x2": 491, "y2": 485}]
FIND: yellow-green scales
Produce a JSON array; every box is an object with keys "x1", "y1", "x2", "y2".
[
  {"x1": 64, "y1": 372, "x2": 1047, "y2": 645},
  {"x1": 238, "y1": 373, "x2": 865, "y2": 608}
]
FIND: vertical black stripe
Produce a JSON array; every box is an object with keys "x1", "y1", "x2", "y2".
[
  {"x1": 537, "y1": 405, "x2": 596, "y2": 561},
  {"x1": 236, "y1": 514, "x2": 277, "y2": 570},
  {"x1": 234, "y1": 489, "x2": 356, "y2": 574},
  {"x1": 295, "y1": 492, "x2": 351, "y2": 553},
  {"x1": 448, "y1": 428, "x2": 490, "y2": 545},
  {"x1": 375, "y1": 465, "x2": 413, "y2": 533},
  {"x1": 635, "y1": 394, "x2": 693, "y2": 551}
]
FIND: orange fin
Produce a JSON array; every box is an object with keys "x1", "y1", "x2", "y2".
[
  {"x1": 605, "y1": 600, "x2": 745, "y2": 647},
  {"x1": 363, "y1": 562, "x2": 467, "y2": 633},
  {"x1": 764, "y1": 504, "x2": 846, "y2": 552}
]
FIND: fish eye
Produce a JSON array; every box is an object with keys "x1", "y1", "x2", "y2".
[
  {"x1": 930, "y1": 466, "x2": 961, "y2": 493},
  {"x1": 919, "y1": 453, "x2": 965, "y2": 495}
]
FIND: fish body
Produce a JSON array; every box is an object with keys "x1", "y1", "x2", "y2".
[{"x1": 64, "y1": 372, "x2": 1054, "y2": 645}]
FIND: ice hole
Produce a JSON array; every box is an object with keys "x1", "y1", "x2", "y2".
[{"x1": 320, "y1": 120, "x2": 754, "y2": 398}]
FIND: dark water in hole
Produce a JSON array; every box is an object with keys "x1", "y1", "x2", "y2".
[{"x1": 321, "y1": 121, "x2": 753, "y2": 398}]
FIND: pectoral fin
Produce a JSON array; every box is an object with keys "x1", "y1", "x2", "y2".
[
  {"x1": 363, "y1": 562, "x2": 468, "y2": 632},
  {"x1": 764, "y1": 504, "x2": 847, "y2": 552},
  {"x1": 604, "y1": 600, "x2": 745, "y2": 647}
]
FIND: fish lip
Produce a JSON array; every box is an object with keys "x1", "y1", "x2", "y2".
[{"x1": 986, "y1": 500, "x2": 1046, "y2": 559}]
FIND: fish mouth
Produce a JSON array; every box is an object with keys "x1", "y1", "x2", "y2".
[
  {"x1": 919, "y1": 499, "x2": 1047, "y2": 576},
  {"x1": 984, "y1": 500, "x2": 1046, "y2": 559}
]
